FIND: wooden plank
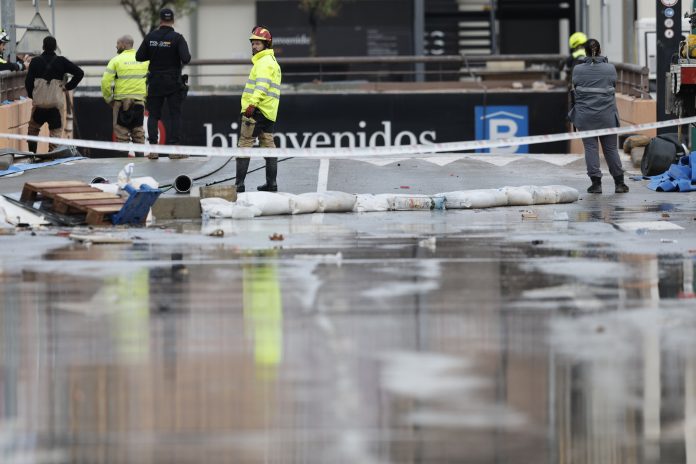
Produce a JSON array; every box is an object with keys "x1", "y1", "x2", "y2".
[
  {"x1": 88, "y1": 205, "x2": 125, "y2": 212},
  {"x1": 56, "y1": 192, "x2": 120, "y2": 201},
  {"x1": 86, "y1": 205, "x2": 124, "y2": 226},
  {"x1": 41, "y1": 186, "x2": 98, "y2": 195},
  {"x1": 53, "y1": 198, "x2": 124, "y2": 215},
  {"x1": 26, "y1": 181, "x2": 86, "y2": 188}
]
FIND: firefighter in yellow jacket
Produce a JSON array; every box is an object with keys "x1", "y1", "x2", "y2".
[
  {"x1": 101, "y1": 35, "x2": 149, "y2": 152},
  {"x1": 236, "y1": 26, "x2": 282, "y2": 192}
]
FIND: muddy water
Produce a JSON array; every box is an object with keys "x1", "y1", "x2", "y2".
[{"x1": 1, "y1": 227, "x2": 695, "y2": 464}]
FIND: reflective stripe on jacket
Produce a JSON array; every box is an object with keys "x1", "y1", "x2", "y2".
[
  {"x1": 101, "y1": 49, "x2": 149, "y2": 103},
  {"x1": 241, "y1": 49, "x2": 282, "y2": 121},
  {"x1": 569, "y1": 56, "x2": 619, "y2": 131}
]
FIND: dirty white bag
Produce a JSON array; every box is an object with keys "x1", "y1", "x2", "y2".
[
  {"x1": 302, "y1": 191, "x2": 356, "y2": 213},
  {"x1": 388, "y1": 194, "x2": 433, "y2": 211},
  {"x1": 117, "y1": 163, "x2": 134, "y2": 187},
  {"x1": 237, "y1": 192, "x2": 292, "y2": 216},
  {"x1": 354, "y1": 194, "x2": 390, "y2": 212},
  {"x1": 502, "y1": 186, "x2": 534, "y2": 206},
  {"x1": 130, "y1": 176, "x2": 159, "y2": 189},
  {"x1": 201, "y1": 197, "x2": 261, "y2": 219},
  {"x1": 545, "y1": 185, "x2": 579, "y2": 203},
  {"x1": 278, "y1": 193, "x2": 320, "y2": 214},
  {"x1": 437, "y1": 189, "x2": 508, "y2": 209},
  {"x1": 90, "y1": 183, "x2": 121, "y2": 195},
  {"x1": 529, "y1": 186, "x2": 560, "y2": 204}
]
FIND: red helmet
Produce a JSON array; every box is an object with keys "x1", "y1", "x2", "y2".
[{"x1": 249, "y1": 26, "x2": 272, "y2": 48}]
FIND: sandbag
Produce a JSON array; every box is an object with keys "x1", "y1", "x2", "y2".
[
  {"x1": 201, "y1": 197, "x2": 261, "y2": 219},
  {"x1": 354, "y1": 194, "x2": 390, "y2": 212},
  {"x1": 622, "y1": 134, "x2": 651, "y2": 153},
  {"x1": 278, "y1": 193, "x2": 320, "y2": 214},
  {"x1": 529, "y1": 186, "x2": 560, "y2": 204},
  {"x1": 302, "y1": 191, "x2": 357, "y2": 213},
  {"x1": 236, "y1": 192, "x2": 292, "y2": 216},
  {"x1": 502, "y1": 186, "x2": 534, "y2": 206},
  {"x1": 641, "y1": 133, "x2": 686, "y2": 176},
  {"x1": 437, "y1": 189, "x2": 509, "y2": 209},
  {"x1": 388, "y1": 194, "x2": 433, "y2": 211},
  {"x1": 544, "y1": 185, "x2": 580, "y2": 203}
]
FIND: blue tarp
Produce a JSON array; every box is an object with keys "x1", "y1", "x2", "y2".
[
  {"x1": 0, "y1": 157, "x2": 86, "y2": 178},
  {"x1": 648, "y1": 153, "x2": 696, "y2": 192}
]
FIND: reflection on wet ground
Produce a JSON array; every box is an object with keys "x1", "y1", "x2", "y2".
[{"x1": 1, "y1": 208, "x2": 696, "y2": 464}]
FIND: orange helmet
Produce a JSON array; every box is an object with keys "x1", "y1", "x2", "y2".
[{"x1": 250, "y1": 26, "x2": 272, "y2": 48}]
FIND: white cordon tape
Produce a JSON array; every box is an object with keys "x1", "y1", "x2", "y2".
[{"x1": 1, "y1": 116, "x2": 694, "y2": 159}]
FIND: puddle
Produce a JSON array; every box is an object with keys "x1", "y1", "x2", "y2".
[{"x1": 1, "y1": 225, "x2": 695, "y2": 463}]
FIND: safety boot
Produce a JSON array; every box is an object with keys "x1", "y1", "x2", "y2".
[
  {"x1": 257, "y1": 157, "x2": 278, "y2": 191},
  {"x1": 235, "y1": 157, "x2": 250, "y2": 193},
  {"x1": 587, "y1": 176, "x2": 602, "y2": 194},
  {"x1": 257, "y1": 183, "x2": 278, "y2": 192},
  {"x1": 613, "y1": 175, "x2": 629, "y2": 193}
]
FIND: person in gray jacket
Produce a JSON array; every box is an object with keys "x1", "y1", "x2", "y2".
[{"x1": 569, "y1": 39, "x2": 628, "y2": 194}]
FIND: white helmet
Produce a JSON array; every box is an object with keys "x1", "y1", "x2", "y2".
[{"x1": 0, "y1": 29, "x2": 10, "y2": 43}]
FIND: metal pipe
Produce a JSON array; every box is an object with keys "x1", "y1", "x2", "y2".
[{"x1": 174, "y1": 175, "x2": 192, "y2": 194}]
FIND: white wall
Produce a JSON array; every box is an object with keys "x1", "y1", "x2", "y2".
[
  {"x1": 585, "y1": 0, "x2": 623, "y2": 63},
  {"x1": 10, "y1": 0, "x2": 255, "y2": 87}
]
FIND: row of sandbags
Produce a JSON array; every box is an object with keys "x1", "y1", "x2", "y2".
[{"x1": 201, "y1": 185, "x2": 579, "y2": 219}]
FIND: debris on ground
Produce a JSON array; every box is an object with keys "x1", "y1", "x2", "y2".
[
  {"x1": 521, "y1": 211, "x2": 538, "y2": 219},
  {"x1": 208, "y1": 229, "x2": 224, "y2": 237},
  {"x1": 69, "y1": 234, "x2": 133, "y2": 244}
]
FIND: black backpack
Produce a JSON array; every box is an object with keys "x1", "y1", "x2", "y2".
[{"x1": 641, "y1": 133, "x2": 687, "y2": 176}]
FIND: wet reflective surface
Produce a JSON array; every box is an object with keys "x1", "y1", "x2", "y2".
[{"x1": 1, "y1": 207, "x2": 696, "y2": 464}]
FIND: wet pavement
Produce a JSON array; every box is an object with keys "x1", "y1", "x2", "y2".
[{"x1": 1, "y1": 155, "x2": 696, "y2": 463}]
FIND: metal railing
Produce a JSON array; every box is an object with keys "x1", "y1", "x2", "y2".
[
  {"x1": 0, "y1": 70, "x2": 27, "y2": 101},
  {"x1": 1, "y1": 55, "x2": 652, "y2": 99},
  {"x1": 614, "y1": 62, "x2": 650, "y2": 98},
  {"x1": 74, "y1": 54, "x2": 568, "y2": 86}
]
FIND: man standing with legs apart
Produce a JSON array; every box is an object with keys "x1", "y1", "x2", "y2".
[
  {"x1": 136, "y1": 8, "x2": 191, "y2": 160},
  {"x1": 25, "y1": 36, "x2": 84, "y2": 154},
  {"x1": 101, "y1": 35, "x2": 149, "y2": 156},
  {"x1": 236, "y1": 26, "x2": 282, "y2": 192},
  {"x1": 569, "y1": 38, "x2": 629, "y2": 194}
]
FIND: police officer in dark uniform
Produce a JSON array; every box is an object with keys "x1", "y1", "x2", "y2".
[{"x1": 136, "y1": 8, "x2": 191, "y2": 159}]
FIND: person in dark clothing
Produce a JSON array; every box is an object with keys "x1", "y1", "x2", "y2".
[
  {"x1": 25, "y1": 36, "x2": 84, "y2": 153},
  {"x1": 569, "y1": 39, "x2": 628, "y2": 194},
  {"x1": 136, "y1": 7, "x2": 191, "y2": 160},
  {"x1": 0, "y1": 28, "x2": 26, "y2": 72}
]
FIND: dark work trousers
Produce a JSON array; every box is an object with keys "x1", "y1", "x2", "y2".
[
  {"x1": 581, "y1": 134, "x2": 624, "y2": 179},
  {"x1": 146, "y1": 92, "x2": 183, "y2": 145}
]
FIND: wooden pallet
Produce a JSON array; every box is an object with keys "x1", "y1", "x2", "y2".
[{"x1": 21, "y1": 181, "x2": 126, "y2": 226}]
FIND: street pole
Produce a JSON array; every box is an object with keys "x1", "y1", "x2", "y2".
[
  {"x1": 413, "y1": 0, "x2": 424, "y2": 82},
  {"x1": 1, "y1": 0, "x2": 16, "y2": 61},
  {"x1": 656, "y1": 0, "x2": 681, "y2": 135}
]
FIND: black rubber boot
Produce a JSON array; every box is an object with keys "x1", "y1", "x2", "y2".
[
  {"x1": 257, "y1": 183, "x2": 278, "y2": 192},
  {"x1": 613, "y1": 175, "x2": 629, "y2": 193},
  {"x1": 258, "y1": 157, "x2": 278, "y2": 191},
  {"x1": 587, "y1": 176, "x2": 602, "y2": 194},
  {"x1": 235, "y1": 158, "x2": 250, "y2": 193},
  {"x1": 27, "y1": 141, "x2": 37, "y2": 154}
]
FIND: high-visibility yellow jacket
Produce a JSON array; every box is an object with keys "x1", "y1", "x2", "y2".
[
  {"x1": 101, "y1": 49, "x2": 149, "y2": 103},
  {"x1": 241, "y1": 49, "x2": 281, "y2": 121}
]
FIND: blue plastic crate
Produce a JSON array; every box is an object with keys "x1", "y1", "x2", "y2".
[{"x1": 111, "y1": 184, "x2": 162, "y2": 225}]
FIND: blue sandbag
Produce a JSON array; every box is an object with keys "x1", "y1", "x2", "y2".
[
  {"x1": 656, "y1": 180, "x2": 677, "y2": 192},
  {"x1": 648, "y1": 151, "x2": 696, "y2": 192}
]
